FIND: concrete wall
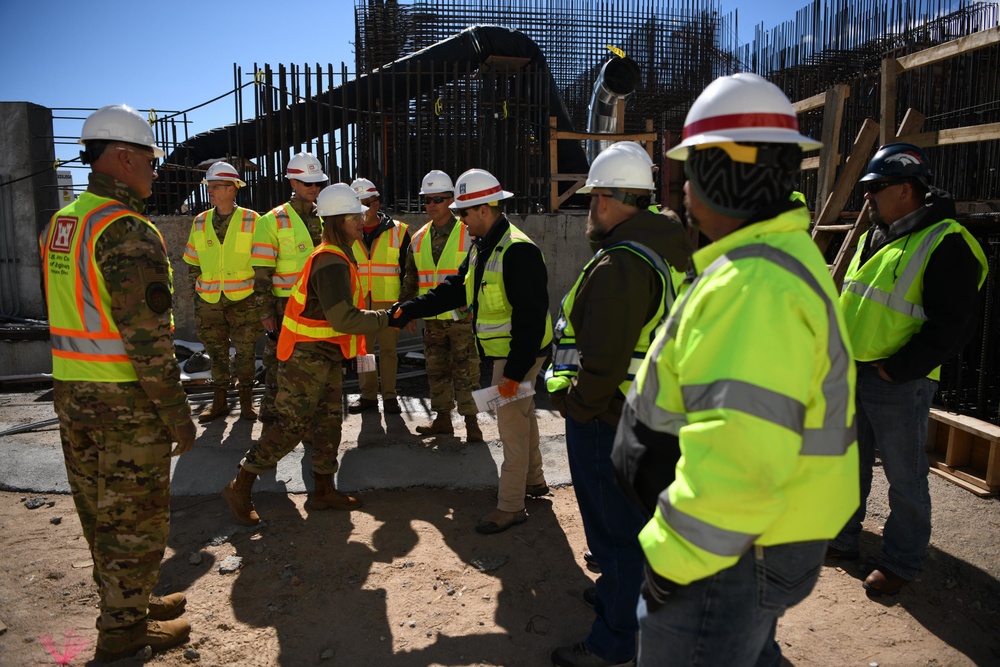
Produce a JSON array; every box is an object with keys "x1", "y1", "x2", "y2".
[{"x1": 0, "y1": 102, "x2": 58, "y2": 320}]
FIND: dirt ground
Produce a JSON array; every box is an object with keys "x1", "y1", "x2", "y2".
[{"x1": 1, "y1": 376, "x2": 999, "y2": 666}]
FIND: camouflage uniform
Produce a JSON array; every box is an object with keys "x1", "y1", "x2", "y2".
[
  {"x1": 254, "y1": 199, "x2": 324, "y2": 422},
  {"x1": 43, "y1": 173, "x2": 192, "y2": 645},
  {"x1": 401, "y1": 218, "x2": 480, "y2": 415}
]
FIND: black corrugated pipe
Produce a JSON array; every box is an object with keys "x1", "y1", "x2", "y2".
[
  {"x1": 154, "y1": 26, "x2": 589, "y2": 213},
  {"x1": 586, "y1": 55, "x2": 642, "y2": 164}
]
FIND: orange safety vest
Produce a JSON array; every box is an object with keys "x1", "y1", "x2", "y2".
[{"x1": 277, "y1": 244, "x2": 367, "y2": 360}]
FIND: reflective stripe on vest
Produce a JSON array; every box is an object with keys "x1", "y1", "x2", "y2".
[
  {"x1": 187, "y1": 207, "x2": 256, "y2": 302},
  {"x1": 270, "y1": 204, "x2": 318, "y2": 296},
  {"x1": 413, "y1": 219, "x2": 470, "y2": 321},
  {"x1": 464, "y1": 223, "x2": 553, "y2": 357},
  {"x1": 840, "y1": 220, "x2": 988, "y2": 380},
  {"x1": 277, "y1": 244, "x2": 366, "y2": 360},
  {"x1": 352, "y1": 221, "x2": 408, "y2": 302},
  {"x1": 41, "y1": 193, "x2": 170, "y2": 382},
  {"x1": 545, "y1": 241, "x2": 674, "y2": 396}
]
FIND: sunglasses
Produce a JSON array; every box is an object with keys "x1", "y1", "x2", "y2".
[
  {"x1": 457, "y1": 207, "x2": 475, "y2": 218},
  {"x1": 864, "y1": 180, "x2": 902, "y2": 195},
  {"x1": 423, "y1": 196, "x2": 451, "y2": 205},
  {"x1": 302, "y1": 182, "x2": 324, "y2": 189},
  {"x1": 114, "y1": 146, "x2": 158, "y2": 170}
]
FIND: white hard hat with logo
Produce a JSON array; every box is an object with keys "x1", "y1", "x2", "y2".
[
  {"x1": 202, "y1": 161, "x2": 246, "y2": 187},
  {"x1": 578, "y1": 141, "x2": 655, "y2": 193},
  {"x1": 449, "y1": 169, "x2": 513, "y2": 210},
  {"x1": 316, "y1": 183, "x2": 367, "y2": 216},
  {"x1": 666, "y1": 73, "x2": 821, "y2": 161},
  {"x1": 79, "y1": 104, "x2": 164, "y2": 158},
  {"x1": 419, "y1": 170, "x2": 454, "y2": 195},
  {"x1": 350, "y1": 178, "x2": 380, "y2": 200},
  {"x1": 285, "y1": 152, "x2": 327, "y2": 183}
]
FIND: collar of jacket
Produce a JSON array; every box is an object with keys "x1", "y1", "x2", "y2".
[
  {"x1": 87, "y1": 173, "x2": 146, "y2": 214},
  {"x1": 691, "y1": 204, "x2": 810, "y2": 275}
]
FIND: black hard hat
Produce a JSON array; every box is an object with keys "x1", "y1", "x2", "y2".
[{"x1": 859, "y1": 143, "x2": 933, "y2": 185}]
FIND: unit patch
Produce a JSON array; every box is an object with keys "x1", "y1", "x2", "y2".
[{"x1": 146, "y1": 282, "x2": 172, "y2": 314}]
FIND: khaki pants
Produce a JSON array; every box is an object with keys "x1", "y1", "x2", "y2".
[
  {"x1": 492, "y1": 356, "x2": 546, "y2": 512},
  {"x1": 358, "y1": 298, "x2": 399, "y2": 400}
]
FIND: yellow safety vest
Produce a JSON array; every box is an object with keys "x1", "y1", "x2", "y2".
[
  {"x1": 352, "y1": 221, "x2": 409, "y2": 302},
  {"x1": 840, "y1": 219, "x2": 988, "y2": 381},
  {"x1": 412, "y1": 219, "x2": 471, "y2": 321},
  {"x1": 183, "y1": 206, "x2": 257, "y2": 302},
  {"x1": 41, "y1": 192, "x2": 171, "y2": 382}
]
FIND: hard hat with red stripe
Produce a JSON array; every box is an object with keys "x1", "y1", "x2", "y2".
[
  {"x1": 350, "y1": 178, "x2": 380, "y2": 200},
  {"x1": 202, "y1": 161, "x2": 246, "y2": 187},
  {"x1": 666, "y1": 73, "x2": 821, "y2": 161},
  {"x1": 286, "y1": 152, "x2": 327, "y2": 183},
  {"x1": 449, "y1": 169, "x2": 513, "y2": 210}
]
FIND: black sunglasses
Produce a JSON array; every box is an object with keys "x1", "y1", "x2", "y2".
[
  {"x1": 423, "y1": 196, "x2": 451, "y2": 205},
  {"x1": 457, "y1": 207, "x2": 475, "y2": 218},
  {"x1": 864, "y1": 180, "x2": 902, "y2": 195}
]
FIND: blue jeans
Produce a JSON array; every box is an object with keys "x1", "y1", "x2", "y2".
[
  {"x1": 566, "y1": 416, "x2": 648, "y2": 662},
  {"x1": 636, "y1": 541, "x2": 827, "y2": 667},
  {"x1": 831, "y1": 363, "x2": 935, "y2": 581}
]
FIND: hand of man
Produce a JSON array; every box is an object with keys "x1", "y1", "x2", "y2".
[
  {"x1": 872, "y1": 361, "x2": 894, "y2": 382},
  {"x1": 548, "y1": 389, "x2": 568, "y2": 419},
  {"x1": 261, "y1": 316, "x2": 277, "y2": 332},
  {"x1": 168, "y1": 419, "x2": 197, "y2": 457},
  {"x1": 497, "y1": 376, "x2": 520, "y2": 399},
  {"x1": 388, "y1": 302, "x2": 410, "y2": 329},
  {"x1": 405, "y1": 319, "x2": 418, "y2": 334}
]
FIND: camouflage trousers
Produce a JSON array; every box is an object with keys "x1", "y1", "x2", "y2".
[
  {"x1": 423, "y1": 318, "x2": 480, "y2": 415},
  {"x1": 258, "y1": 296, "x2": 288, "y2": 423},
  {"x1": 194, "y1": 293, "x2": 261, "y2": 388},
  {"x1": 242, "y1": 343, "x2": 345, "y2": 475},
  {"x1": 58, "y1": 420, "x2": 171, "y2": 637},
  {"x1": 358, "y1": 298, "x2": 399, "y2": 400}
]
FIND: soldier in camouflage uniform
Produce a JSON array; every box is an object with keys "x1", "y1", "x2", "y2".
[
  {"x1": 40, "y1": 105, "x2": 195, "y2": 662},
  {"x1": 400, "y1": 171, "x2": 483, "y2": 442},
  {"x1": 224, "y1": 184, "x2": 389, "y2": 525}
]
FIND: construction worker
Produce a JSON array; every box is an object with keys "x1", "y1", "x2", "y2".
[
  {"x1": 251, "y1": 152, "x2": 328, "y2": 424},
  {"x1": 546, "y1": 142, "x2": 691, "y2": 667},
  {"x1": 183, "y1": 161, "x2": 261, "y2": 422},
  {"x1": 829, "y1": 143, "x2": 988, "y2": 595},
  {"x1": 40, "y1": 104, "x2": 194, "y2": 661},
  {"x1": 223, "y1": 184, "x2": 390, "y2": 525},
  {"x1": 612, "y1": 73, "x2": 859, "y2": 665},
  {"x1": 348, "y1": 177, "x2": 411, "y2": 415},
  {"x1": 399, "y1": 170, "x2": 483, "y2": 443},
  {"x1": 390, "y1": 169, "x2": 553, "y2": 534}
]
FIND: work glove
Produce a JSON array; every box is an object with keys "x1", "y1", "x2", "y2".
[
  {"x1": 388, "y1": 302, "x2": 411, "y2": 329},
  {"x1": 497, "y1": 376, "x2": 520, "y2": 399}
]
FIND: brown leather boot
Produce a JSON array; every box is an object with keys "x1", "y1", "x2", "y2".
[
  {"x1": 222, "y1": 467, "x2": 260, "y2": 525},
  {"x1": 464, "y1": 415, "x2": 484, "y2": 443},
  {"x1": 415, "y1": 410, "x2": 454, "y2": 435},
  {"x1": 148, "y1": 592, "x2": 186, "y2": 620},
  {"x1": 198, "y1": 387, "x2": 230, "y2": 423},
  {"x1": 238, "y1": 387, "x2": 257, "y2": 421},
  {"x1": 95, "y1": 618, "x2": 191, "y2": 662},
  {"x1": 307, "y1": 473, "x2": 362, "y2": 511}
]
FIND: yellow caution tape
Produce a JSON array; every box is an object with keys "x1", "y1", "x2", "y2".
[{"x1": 606, "y1": 45, "x2": 626, "y2": 59}]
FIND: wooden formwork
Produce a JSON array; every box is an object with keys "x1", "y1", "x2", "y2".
[{"x1": 926, "y1": 408, "x2": 1000, "y2": 497}]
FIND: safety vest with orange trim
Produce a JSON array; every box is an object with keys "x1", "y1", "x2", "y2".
[
  {"x1": 277, "y1": 244, "x2": 367, "y2": 361},
  {"x1": 183, "y1": 206, "x2": 258, "y2": 302},
  {"x1": 411, "y1": 219, "x2": 470, "y2": 321},
  {"x1": 40, "y1": 192, "x2": 172, "y2": 382},
  {"x1": 352, "y1": 220, "x2": 409, "y2": 302}
]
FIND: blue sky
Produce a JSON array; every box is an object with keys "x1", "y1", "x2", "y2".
[{"x1": 1, "y1": 0, "x2": 779, "y2": 174}]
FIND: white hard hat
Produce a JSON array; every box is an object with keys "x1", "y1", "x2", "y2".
[
  {"x1": 202, "y1": 161, "x2": 246, "y2": 187},
  {"x1": 350, "y1": 178, "x2": 380, "y2": 200},
  {"x1": 419, "y1": 170, "x2": 454, "y2": 195},
  {"x1": 449, "y1": 169, "x2": 513, "y2": 210},
  {"x1": 578, "y1": 141, "x2": 655, "y2": 193},
  {"x1": 666, "y1": 73, "x2": 822, "y2": 161},
  {"x1": 79, "y1": 104, "x2": 164, "y2": 158},
  {"x1": 285, "y1": 152, "x2": 327, "y2": 183},
  {"x1": 316, "y1": 183, "x2": 367, "y2": 216}
]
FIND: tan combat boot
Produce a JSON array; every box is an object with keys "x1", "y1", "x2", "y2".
[
  {"x1": 148, "y1": 592, "x2": 186, "y2": 620},
  {"x1": 94, "y1": 618, "x2": 191, "y2": 662},
  {"x1": 222, "y1": 467, "x2": 260, "y2": 525},
  {"x1": 464, "y1": 415, "x2": 484, "y2": 443},
  {"x1": 238, "y1": 387, "x2": 257, "y2": 421},
  {"x1": 415, "y1": 410, "x2": 454, "y2": 435},
  {"x1": 307, "y1": 473, "x2": 363, "y2": 511},
  {"x1": 198, "y1": 387, "x2": 230, "y2": 423}
]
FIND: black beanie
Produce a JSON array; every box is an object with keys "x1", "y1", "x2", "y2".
[{"x1": 684, "y1": 144, "x2": 802, "y2": 219}]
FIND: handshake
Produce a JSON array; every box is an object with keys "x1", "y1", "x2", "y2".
[{"x1": 387, "y1": 302, "x2": 412, "y2": 329}]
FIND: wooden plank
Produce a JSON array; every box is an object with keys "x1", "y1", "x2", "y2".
[
  {"x1": 813, "y1": 224, "x2": 855, "y2": 232},
  {"x1": 898, "y1": 123, "x2": 1000, "y2": 148},
  {"x1": 929, "y1": 463, "x2": 996, "y2": 497},
  {"x1": 929, "y1": 408, "x2": 1000, "y2": 442},
  {"x1": 792, "y1": 91, "x2": 828, "y2": 113},
  {"x1": 556, "y1": 180, "x2": 586, "y2": 207},
  {"x1": 880, "y1": 57, "x2": 900, "y2": 146},
  {"x1": 896, "y1": 26, "x2": 1000, "y2": 71},
  {"x1": 816, "y1": 84, "x2": 849, "y2": 215},
  {"x1": 945, "y1": 429, "x2": 973, "y2": 467},
  {"x1": 801, "y1": 157, "x2": 819, "y2": 170},
  {"x1": 551, "y1": 130, "x2": 658, "y2": 142}
]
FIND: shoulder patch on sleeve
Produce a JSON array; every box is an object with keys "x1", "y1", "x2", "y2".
[{"x1": 146, "y1": 282, "x2": 173, "y2": 314}]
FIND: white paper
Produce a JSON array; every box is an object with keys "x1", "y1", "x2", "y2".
[
  {"x1": 472, "y1": 380, "x2": 535, "y2": 413},
  {"x1": 357, "y1": 353, "x2": 376, "y2": 373}
]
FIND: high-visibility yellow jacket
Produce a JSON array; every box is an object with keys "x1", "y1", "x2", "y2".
[
  {"x1": 251, "y1": 203, "x2": 318, "y2": 297},
  {"x1": 411, "y1": 219, "x2": 471, "y2": 321},
  {"x1": 41, "y1": 192, "x2": 171, "y2": 381},
  {"x1": 183, "y1": 206, "x2": 258, "y2": 302},
  {"x1": 840, "y1": 219, "x2": 988, "y2": 381},
  {"x1": 615, "y1": 206, "x2": 859, "y2": 585},
  {"x1": 278, "y1": 244, "x2": 366, "y2": 360},
  {"x1": 465, "y1": 223, "x2": 553, "y2": 358},
  {"x1": 353, "y1": 220, "x2": 409, "y2": 302}
]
